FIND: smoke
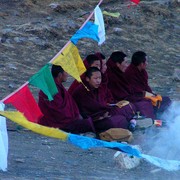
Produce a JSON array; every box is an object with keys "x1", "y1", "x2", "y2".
[{"x1": 143, "y1": 101, "x2": 180, "y2": 160}]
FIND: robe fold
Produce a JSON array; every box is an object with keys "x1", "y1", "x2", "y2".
[
  {"x1": 125, "y1": 64, "x2": 152, "y2": 94},
  {"x1": 106, "y1": 58, "x2": 155, "y2": 119},
  {"x1": 125, "y1": 63, "x2": 171, "y2": 116},
  {"x1": 72, "y1": 82, "x2": 136, "y2": 132},
  {"x1": 38, "y1": 80, "x2": 95, "y2": 134}
]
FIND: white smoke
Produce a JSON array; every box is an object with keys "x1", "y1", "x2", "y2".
[{"x1": 143, "y1": 101, "x2": 180, "y2": 160}]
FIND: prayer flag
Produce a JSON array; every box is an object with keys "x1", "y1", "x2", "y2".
[
  {"x1": 71, "y1": 21, "x2": 99, "y2": 45},
  {"x1": 68, "y1": 133, "x2": 141, "y2": 157},
  {"x1": 4, "y1": 85, "x2": 43, "y2": 123},
  {"x1": 0, "y1": 103, "x2": 8, "y2": 171},
  {"x1": 29, "y1": 64, "x2": 58, "y2": 101},
  {"x1": 69, "y1": 134, "x2": 180, "y2": 171},
  {"x1": 94, "y1": 5, "x2": 106, "y2": 45},
  {"x1": 0, "y1": 111, "x2": 68, "y2": 141},
  {"x1": 52, "y1": 42, "x2": 86, "y2": 82},
  {"x1": 141, "y1": 154, "x2": 180, "y2": 171},
  {"x1": 130, "y1": 0, "x2": 140, "y2": 4},
  {"x1": 102, "y1": 11, "x2": 120, "y2": 18}
]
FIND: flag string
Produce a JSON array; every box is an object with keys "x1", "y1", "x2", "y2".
[{"x1": 0, "y1": 0, "x2": 104, "y2": 103}]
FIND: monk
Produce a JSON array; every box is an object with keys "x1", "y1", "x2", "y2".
[
  {"x1": 95, "y1": 52, "x2": 114, "y2": 103},
  {"x1": 72, "y1": 67, "x2": 137, "y2": 133},
  {"x1": 68, "y1": 54, "x2": 101, "y2": 94},
  {"x1": 38, "y1": 65, "x2": 95, "y2": 134},
  {"x1": 125, "y1": 51, "x2": 171, "y2": 116},
  {"x1": 106, "y1": 51, "x2": 155, "y2": 119}
]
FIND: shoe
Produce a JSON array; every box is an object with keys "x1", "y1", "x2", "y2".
[
  {"x1": 128, "y1": 119, "x2": 136, "y2": 132},
  {"x1": 136, "y1": 118, "x2": 153, "y2": 129},
  {"x1": 133, "y1": 115, "x2": 146, "y2": 119},
  {"x1": 128, "y1": 123, "x2": 136, "y2": 132}
]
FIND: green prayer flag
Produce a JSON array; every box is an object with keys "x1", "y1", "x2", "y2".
[
  {"x1": 29, "y1": 64, "x2": 58, "y2": 101},
  {"x1": 102, "y1": 11, "x2": 120, "y2": 18}
]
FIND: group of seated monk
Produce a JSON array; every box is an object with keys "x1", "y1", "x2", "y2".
[{"x1": 38, "y1": 51, "x2": 171, "y2": 135}]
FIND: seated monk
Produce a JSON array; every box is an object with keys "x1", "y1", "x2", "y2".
[
  {"x1": 68, "y1": 52, "x2": 112, "y2": 96},
  {"x1": 125, "y1": 51, "x2": 171, "y2": 117},
  {"x1": 68, "y1": 54, "x2": 101, "y2": 94},
  {"x1": 72, "y1": 67, "x2": 137, "y2": 133},
  {"x1": 106, "y1": 51, "x2": 155, "y2": 119},
  {"x1": 95, "y1": 52, "x2": 114, "y2": 103},
  {"x1": 38, "y1": 65, "x2": 95, "y2": 134}
]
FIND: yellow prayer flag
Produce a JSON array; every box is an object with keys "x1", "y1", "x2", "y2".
[
  {"x1": 0, "y1": 111, "x2": 68, "y2": 141},
  {"x1": 52, "y1": 42, "x2": 86, "y2": 82},
  {"x1": 102, "y1": 11, "x2": 120, "y2": 18}
]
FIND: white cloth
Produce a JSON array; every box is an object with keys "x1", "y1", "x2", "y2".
[
  {"x1": 94, "y1": 5, "x2": 105, "y2": 45},
  {"x1": 0, "y1": 102, "x2": 8, "y2": 171}
]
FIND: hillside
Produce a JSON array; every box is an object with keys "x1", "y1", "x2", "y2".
[{"x1": 0, "y1": 0, "x2": 180, "y2": 179}]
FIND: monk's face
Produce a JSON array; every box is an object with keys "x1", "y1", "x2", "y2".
[
  {"x1": 139, "y1": 57, "x2": 148, "y2": 70},
  {"x1": 87, "y1": 71, "x2": 102, "y2": 89},
  {"x1": 142, "y1": 59, "x2": 148, "y2": 69},
  {"x1": 101, "y1": 59, "x2": 107, "y2": 73},
  {"x1": 118, "y1": 57, "x2": 129, "y2": 72},
  {"x1": 90, "y1": 60, "x2": 101, "y2": 70},
  {"x1": 61, "y1": 72, "x2": 68, "y2": 82}
]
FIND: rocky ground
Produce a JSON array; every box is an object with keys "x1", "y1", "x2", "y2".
[{"x1": 0, "y1": 0, "x2": 180, "y2": 179}]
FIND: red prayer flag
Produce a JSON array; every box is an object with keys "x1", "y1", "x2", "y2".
[
  {"x1": 4, "y1": 85, "x2": 43, "y2": 123},
  {"x1": 130, "y1": 0, "x2": 140, "y2": 4}
]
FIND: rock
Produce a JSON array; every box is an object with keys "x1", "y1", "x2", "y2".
[
  {"x1": 114, "y1": 145, "x2": 141, "y2": 169},
  {"x1": 8, "y1": 64, "x2": 17, "y2": 70},
  {"x1": 113, "y1": 27, "x2": 123, "y2": 32},
  {"x1": 8, "y1": 83, "x2": 15, "y2": 88},
  {"x1": 0, "y1": 34, "x2": 8, "y2": 43},
  {"x1": 173, "y1": 68, "x2": 180, "y2": 82},
  {"x1": 46, "y1": 16, "x2": 53, "y2": 21},
  {"x1": 50, "y1": 22, "x2": 61, "y2": 29},
  {"x1": 67, "y1": 20, "x2": 78, "y2": 30},
  {"x1": 2, "y1": 28, "x2": 13, "y2": 34},
  {"x1": 49, "y1": 3, "x2": 62, "y2": 12},
  {"x1": 15, "y1": 158, "x2": 25, "y2": 163},
  {"x1": 80, "y1": 132, "x2": 96, "y2": 138},
  {"x1": 14, "y1": 37, "x2": 27, "y2": 43}
]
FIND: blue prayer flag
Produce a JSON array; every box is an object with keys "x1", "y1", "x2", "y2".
[{"x1": 71, "y1": 21, "x2": 99, "y2": 45}]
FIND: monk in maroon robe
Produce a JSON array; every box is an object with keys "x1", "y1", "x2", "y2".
[
  {"x1": 125, "y1": 51, "x2": 171, "y2": 116},
  {"x1": 95, "y1": 52, "x2": 114, "y2": 103},
  {"x1": 38, "y1": 65, "x2": 95, "y2": 134},
  {"x1": 72, "y1": 67, "x2": 136, "y2": 133},
  {"x1": 106, "y1": 51, "x2": 155, "y2": 119},
  {"x1": 68, "y1": 54, "x2": 101, "y2": 94}
]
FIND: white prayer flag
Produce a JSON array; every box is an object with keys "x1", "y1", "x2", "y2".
[
  {"x1": 94, "y1": 5, "x2": 106, "y2": 45},
  {"x1": 0, "y1": 102, "x2": 8, "y2": 171}
]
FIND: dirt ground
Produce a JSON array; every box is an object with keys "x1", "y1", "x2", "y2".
[{"x1": 0, "y1": 0, "x2": 180, "y2": 179}]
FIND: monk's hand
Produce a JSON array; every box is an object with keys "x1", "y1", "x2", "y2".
[
  {"x1": 144, "y1": 91, "x2": 155, "y2": 97},
  {"x1": 98, "y1": 116, "x2": 104, "y2": 120},
  {"x1": 96, "y1": 112, "x2": 111, "y2": 121},
  {"x1": 103, "y1": 112, "x2": 111, "y2": 118}
]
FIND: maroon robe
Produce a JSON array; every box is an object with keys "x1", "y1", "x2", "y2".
[
  {"x1": 72, "y1": 82, "x2": 136, "y2": 132},
  {"x1": 68, "y1": 54, "x2": 111, "y2": 97},
  {"x1": 125, "y1": 64, "x2": 152, "y2": 95},
  {"x1": 106, "y1": 58, "x2": 155, "y2": 119},
  {"x1": 38, "y1": 80, "x2": 95, "y2": 134},
  {"x1": 68, "y1": 76, "x2": 83, "y2": 94},
  {"x1": 125, "y1": 63, "x2": 171, "y2": 116}
]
